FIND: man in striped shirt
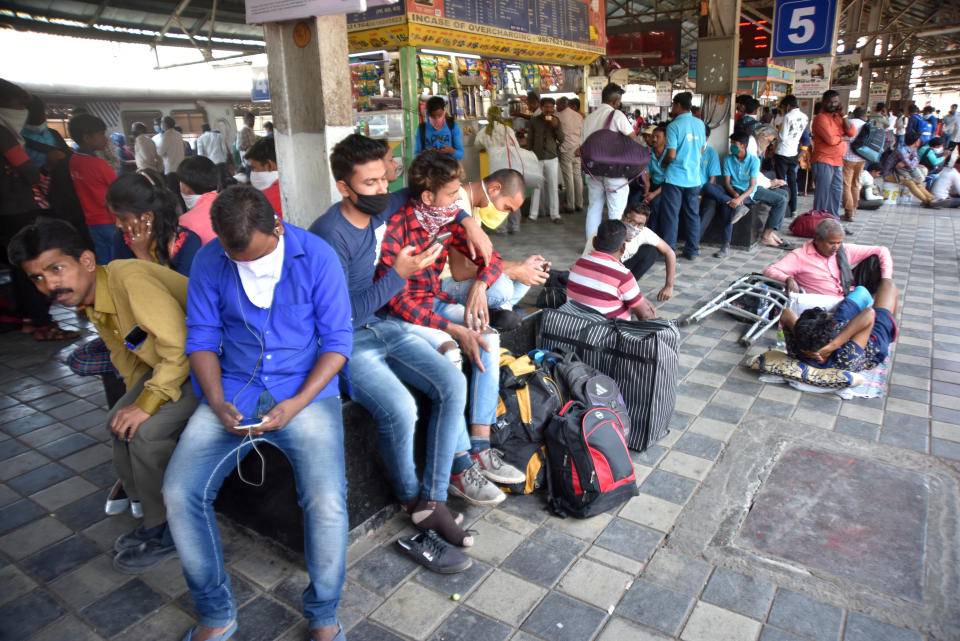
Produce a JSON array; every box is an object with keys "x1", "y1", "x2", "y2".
[{"x1": 567, "y1": 220, "x2": 657, "y2": 320}]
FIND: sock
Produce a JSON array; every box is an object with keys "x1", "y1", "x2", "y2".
[
  {"x1": 411, "y1": 499, "x2": 473, "y2": 547},
  {"x1": 451, "y1": 453, "x2": 473, "y2": 476},
  {"x1": 469, "y1": 437, "x2": 490, "y2": 455}
]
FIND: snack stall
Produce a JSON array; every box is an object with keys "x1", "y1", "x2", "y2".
[{"x1": 346, "y1": 0, "x2": 606, "y2": 182}]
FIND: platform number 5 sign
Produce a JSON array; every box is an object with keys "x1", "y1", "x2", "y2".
[{"x1": 772, "y1": 0, "x2": 838, "y2": 59}]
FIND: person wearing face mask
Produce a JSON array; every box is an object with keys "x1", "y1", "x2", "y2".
[
  {"x1": 811, "y1": 90, "x2": 856, "y2": 217},
  {"x1": 310, "y1": 135, "x2": 486, "y2": 561},
  {"x1": 10, "y1": 220, "x2": 200, "y2": 574},
  {"x1": 376, "y1": 151, "x2": 527, "y2": 510},
  {"x1": 244, "y1": 136, "x2": 283, "y2": 217},
  {"x1": 699, "y1": 130, "x2": 758, "y2": 258},
  {"x1": 177, "y1": 156, "x2": 221, "y2": 245},
  {"x1": 414, "y1": 96, "x2": 464, "y2": 160},
  {"x1": 445, "y1": 169, "x2": 547, "y2": 323},
  {"x1": 918, "y1": 136, "x2": 946, "y2": 176},
  {"x1": 164, "y1": 185, "x2": 353, "y2": 641},
  {"x1": 106, "y1": 170, "x2": 201, "y2": 277}
]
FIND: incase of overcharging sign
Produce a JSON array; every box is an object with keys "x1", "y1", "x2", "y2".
[{"x1": 772, "y1": 0, "x2": 838, "y2": 59}]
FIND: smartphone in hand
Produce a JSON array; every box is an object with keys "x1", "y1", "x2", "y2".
[{"x1": 427, "y1": 231, "x2": 452, "y2": 249}]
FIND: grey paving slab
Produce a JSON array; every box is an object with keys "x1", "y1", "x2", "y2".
[
  {"x1": 594, "y1": 517, "x2": 663, "y2": 563},
  {"x1": 617, "y1": 578, "x2": 694, "y2": 637},
  {"x1": 20, "y1": 535, "x2": 101, "y2": 582},
  {"x1": 520, "y1": 592, "x2": 607, "y2": 641},
  {"x1": 79, "y1": 578, "x2": 166, "y2": 637},
  {"x1": 701, "y1": 567, "x2": 777, "y2": 620},
  {"x1": 843, "y1": 611, "x2": 924, "y2": 641},
  {"x1": 0, "y1": 589, "x2": 66, "y2": 640},
  {"x1": 767, "y1": 589, "x2": 844, "y2": 641},
  {"x1": 233, "y1": 595, "x2": 301, "y2": 641},
  {"x1": 640, "y1": 549, "x2": 711, "y2": 596},
  {"x1": 501, "y1": 539, "x2": 576, "y2": 587},
  {"x1": 638, "y1": 469, "x2": 700, "y2": 505},
  {"x1": 432, "y1": 607, "x2": 513, "y2": 641}
]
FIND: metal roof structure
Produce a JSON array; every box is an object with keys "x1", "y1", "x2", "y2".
[
  {"x1": 1, "y1": 0, "x2": 266, "y2": 68},
  {"x1": 606, "y1": 0, "x2": 960, "y2": 93}
]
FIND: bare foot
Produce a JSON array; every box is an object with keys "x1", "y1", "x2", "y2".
[
  {"x1": 189, "y1": 623, "x2": 234, "y2": 641},
  {"x1": 309, "y1": 624, "x2": 341, "y2": 641}
]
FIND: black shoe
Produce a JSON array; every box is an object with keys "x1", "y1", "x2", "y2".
[
  {"x1": 114, "y1": 526, "x2": 156, "y2": 553},
  {"x1": 713, "y1": 244, "x2": 729, "y2": 258},
  {"x1": 397, "y1": 530, "x2": 472, "y2": 574},
  {"x1": 113, "y1": 538, "x2": 178, "y2": 574},
  {"x1": 680, "y1": 252, "x2": 697, "y2": 261},
  {"x1": 488, "y1": 309, "x2": 522, "y2": 331}
]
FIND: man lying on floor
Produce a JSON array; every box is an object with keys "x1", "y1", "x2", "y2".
[
  {"x1": 762, "y1": 218, "x2": 893, "y2": 296},
  {"x1": 780, "y1": 279, "x2": 898, "y2": 372}
]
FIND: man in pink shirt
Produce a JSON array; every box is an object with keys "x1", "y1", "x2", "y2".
[
  {"x1": 567, "y1": 220, "x2": 657, "y2": 320},
  {"x1": 763, "y1": 218, "x2": 892, "y2": 296},
  {"x1": 176, "y1": 156, "x2": 219, "y2": 245}
]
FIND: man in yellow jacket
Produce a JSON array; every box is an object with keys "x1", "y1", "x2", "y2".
[{"x1": 8, "y1": 220, "x2": 199, "y2": 574}]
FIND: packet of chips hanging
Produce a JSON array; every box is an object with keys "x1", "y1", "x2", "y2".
[{"x1": 419, "y1": 55, "x2": 437, "y2": 86}]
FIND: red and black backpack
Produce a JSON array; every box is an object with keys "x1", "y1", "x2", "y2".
[{"x1": 544, "y1": 400, "x2": 638, "y2": 518}]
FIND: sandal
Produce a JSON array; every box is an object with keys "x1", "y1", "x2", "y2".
[{"x1": 32, "y1": 324, "x2": 80, "y2": 341}]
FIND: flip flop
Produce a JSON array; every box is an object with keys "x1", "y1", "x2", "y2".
[
  {"x1": 32, "y1": 325, "x2": 80, "y2": 341},
  {"x1": 181, "y1": 621, "x2": 237, "y2": 641},
  {"x1": 777, "y1": 240, "x2": 795, "y2": 250}
]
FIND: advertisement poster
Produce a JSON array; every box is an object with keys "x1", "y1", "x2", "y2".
[
  {"x1": 656, "y1": 81, "x2": 672, "y2": 107},
  {"x1": 869, "y1": 81, "x2": 889, "y2": 102},
  {"x1": 830, "y1": 52, "x2": 861, "y2": 90},
  {"x1": 792, "y1": 56, "x2": 832, "y2": 97},
  {"x1": 588, "y1": 76, "x2": 607, "y2": 109}
]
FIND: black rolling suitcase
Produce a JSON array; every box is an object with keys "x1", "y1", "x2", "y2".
[{"x1": 538, "y1": 302, "x2": 680, "y2": 451}]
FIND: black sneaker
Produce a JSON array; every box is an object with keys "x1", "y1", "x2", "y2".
[
  {"x1": 113, "y1": 538, "x2": 178, "y2": 574},
  {"x1": 397, "y1": 530, "x2": 472, "y2": 574},
  {"x1": 114, "y1": 526, "x2": 154, "y2": 553}
]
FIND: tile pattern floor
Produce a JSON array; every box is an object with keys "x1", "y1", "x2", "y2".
[{"x1": 1, "y1": 194, "x2": 958, "y2": 640}]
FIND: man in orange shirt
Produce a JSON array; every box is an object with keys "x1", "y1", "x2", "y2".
[{"x1": 811, "y1": 90, "x2": 855, "y2": 216}]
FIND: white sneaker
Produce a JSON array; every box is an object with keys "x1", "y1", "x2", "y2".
[
  {"x1": 448, "y1": 463, "x2": 505, "y2": 506},
  {"x1": 471, "y1": 448, "x2": 526, "y2": 485}
]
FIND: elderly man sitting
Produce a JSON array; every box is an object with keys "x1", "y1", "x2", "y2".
[{"x1": 762, "y1": 218, "x2": 893, "y2": 296}]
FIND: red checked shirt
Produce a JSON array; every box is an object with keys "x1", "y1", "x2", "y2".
[{"x1": 376, "y1": 200, "x2": 503, "y2": 331}]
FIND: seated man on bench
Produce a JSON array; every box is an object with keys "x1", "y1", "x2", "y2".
[
  {"x1": 698, "y1": 129, "x2": 757, "y2": 258},
  {"x1": 762, "y1": 218, "x2": 893, "y2": 296},
  {"x1": 780, "y1": 280, "x2": 898, "y2": 372},
  {"x1": 567, "y1": 219, "x2": 657, "y2": 320}
]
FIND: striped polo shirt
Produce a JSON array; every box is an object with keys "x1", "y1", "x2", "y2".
[{"x1": 567, "y1": 250, "x2": 645, "y2": 319}]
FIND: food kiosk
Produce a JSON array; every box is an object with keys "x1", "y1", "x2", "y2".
[{"x1": 345, "y1": 0, "x2": 607, "y2": 182}]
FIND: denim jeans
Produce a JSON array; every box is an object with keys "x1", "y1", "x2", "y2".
[
  {"x1": 659, "y1": 183, "x2": 701, "y2": 256},
  {"x1": 812, "y1": 162, "x2": 843, "y2": 215},
  {"x1": 700, "y1": 182, "x2": 749, "y2": 244},
  {"x1": 442, "y1": 274, "x2": 529, "y2": 310},
  {"x1": 752, "y1": 185, "x2": 788, "y2": 231},
  {"x1": 163, "y1": 394, "x2": 347, "y2": 630},
  {"x1": 350, "y1": 319, "x2": 467, "y2": 501},
  {"x1": 88, "y1": 224, "x2": 115, "y2": 264}
]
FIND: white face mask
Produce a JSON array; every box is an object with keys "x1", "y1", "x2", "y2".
[
  {"x1": 182, "y1": 193, "x2": 201, "y2": 210},
  {"x1": 233, "y1": 234, "x2": 285, "y2": 308},
  {"x1": 0, "y1": 107, "x2": 28, "y2": 137},
  {"x1": 250, "y1": 170, "x2": 278, "y2": 191}
]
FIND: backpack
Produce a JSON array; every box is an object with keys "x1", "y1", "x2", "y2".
[
  {"x1": 535, "y1": 270, "x2": 569, "y2": 310},
  {"x1": 533, "y1": 350, "x2": 632, "y2": 444},
  {"x1": 490, "y1": 350, "x2": 564, "y2": 494},
  {"x1": 579, "y1": 110, "x2": 651, "y2": 184},
  {"x1": 788, "y1": 209, "x2": 837, "y2": 238},
  {"x1": 418, "y1": 116, "x2": 456, "y2": 151},
  {"x1": 544, "y1": 400, "x2": 638, "y2": 518},
  {"x1": 851, "y1": 122, "x2": 885, "y2": 162}
]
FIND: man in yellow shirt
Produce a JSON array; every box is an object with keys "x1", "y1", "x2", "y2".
[{"x1": 8, "y1": 220, "x2": 199, "y2": 574}]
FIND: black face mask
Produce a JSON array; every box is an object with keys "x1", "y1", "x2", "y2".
[{"x1": 349, "y1": 186, "x2": 390, "y2": 216}]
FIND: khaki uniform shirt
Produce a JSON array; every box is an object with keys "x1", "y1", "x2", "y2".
[{"x1": 86, "y1": 260, "x2": 190, "y2": 415}]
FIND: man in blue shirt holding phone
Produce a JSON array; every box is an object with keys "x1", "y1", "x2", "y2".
[{"x1": 162, "y1": 185, "x2": 353, "y2": 641}]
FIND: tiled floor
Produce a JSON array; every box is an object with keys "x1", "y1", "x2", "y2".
[{"x1": 1, "y1": 193, "x2": 958, "y2": 641}]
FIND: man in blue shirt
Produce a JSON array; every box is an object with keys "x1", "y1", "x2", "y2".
[
  {"x1": 311, "y1": 134, "x2": 506, "y2": 552},
  {"x1": 660, "y1": 92, "x2": 707, "y2": 260},
  {"x1": 699, "y1": 130, "x2": 758, "y2": 258},
  {"x1": 162, "y1": 185, "x2": 353, "y2": 641},
  {"x1": 414, "y1": 96, "x2": 464, "y2": 160},
  {"x1": 700, "y1": 125, "x2": 721, "y2": 186}
]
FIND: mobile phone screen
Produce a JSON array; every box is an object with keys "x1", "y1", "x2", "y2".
[
  {"x1": 123, "y1": 326, "x2": 148, "y2": 351},
  {"x1": 237, "y1": 417, "x2": 264, "y2": 429}
]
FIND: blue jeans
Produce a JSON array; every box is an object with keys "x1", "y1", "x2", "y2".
[
  {"x1": 441, "y1": 274, "x2": 529, "y2": 310},
  {"x1": 350, "y1": 319, "x2": 467, "y2": 501},
  {"x1": 659, "y1": 183, "x2": 701, "y2": 256},
  {"x1": 752, "y1": 185, "x2": 788, "y2": 231},
  {"x1": 812, "y1": 162, "x2": 843, "y2": 216},
  {"x1": 88, "y1": 224, "x2": 115, "y2": 264},
  {"x1": 700, "y1": 182, "x2": 750, "y2": 244},
  {"x1": 162, "y1": 394, "x2": 347, "y2": 630}
]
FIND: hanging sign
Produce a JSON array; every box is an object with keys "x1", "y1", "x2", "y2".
[{"x1": 792, "y1": 56, "x2": 832, "y2": 98}]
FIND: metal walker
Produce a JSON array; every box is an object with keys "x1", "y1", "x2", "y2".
[{"x1": 677, "y1": 274, "x2": 790, "y2": 346}]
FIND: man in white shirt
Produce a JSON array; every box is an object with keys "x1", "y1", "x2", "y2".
[
  {"x1": 131, "y1": 121, "x2": 162, "y2": 173},
  {"x1": 931, "y1": 156, "x2": 960, "y2": 207},
  {"x1": 556, "y1": 97, "x2": 584, "y2": 212},
  {"x1": 774, "y1": 95, "x2": 808, "y2": 218},
  {"x1": 841, "y1": 107, "x2": 867, "y2": 222},
  {"x1": 157, "y1": 115, "x2": 185, "y2": 176},
  {"x1": 943, "y1": 104, "x2": 960, "y2": 157},
  {"x1": 196, "y1": 123, "x2": 232, "y2": 187},
  {"x1": 581, "y1": 83, "x2": 636, "y2": 241},
  {"x1": 859, "y1": 162, "x2": 884, "y2": 209}
]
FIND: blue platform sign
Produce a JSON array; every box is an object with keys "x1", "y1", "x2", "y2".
[{"x1": 772, "y1": 0, "x2": 838, "y2": 59}]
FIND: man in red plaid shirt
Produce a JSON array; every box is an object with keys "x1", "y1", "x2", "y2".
[{"x1": 377, "y1": 150, "x2": 526, "y2": 505}]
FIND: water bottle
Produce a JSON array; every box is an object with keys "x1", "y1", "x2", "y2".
[{"x1": 776, "y1": 326, "x2": 786, "y2": 351}]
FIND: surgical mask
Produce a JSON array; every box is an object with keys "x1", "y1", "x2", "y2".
[
  {"x1": 730, "y1": 144, "x2": 741, "y2": 156},
  {"x1": 0, "y1": 107, "x2": 28, "y2": 135},
  {"x1": 182, "y1": 193, "x2": 201, "y2": 210},
  {"x1": 153, "y1": 125, "x2": 162, "y2": 133},
  {"x1": 474, "y1": 181, "x2": 509, "y2": 229},
  {"x1": 249, "y1": 170, "x2": 278, "y2": 191},
  {"x1": 350, "y1": 188, "x2": 391, "y2": 216},
  {"x1": 625, "y1": 224, "x2": 641, "y2": 240}
]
